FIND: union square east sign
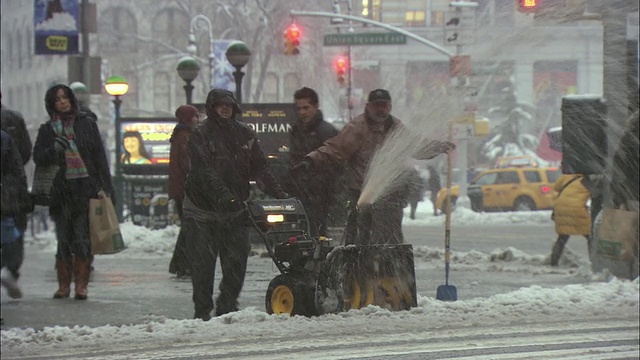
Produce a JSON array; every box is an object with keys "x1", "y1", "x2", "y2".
[{"x1": 323, "y1": 32, "x2": 407, "y2": 46}]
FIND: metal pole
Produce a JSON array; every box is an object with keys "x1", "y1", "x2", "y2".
[
  {"x1": 113, "y1": 95, "x2": 124, "y2": 223},
  {"x1": 233, "y1": 66, "x2": 245, "y2": 104},
  {"x1": 454, "y1": 5, "x2": 469, "y2": 206},
  {"x1": 190, "y1": 15, "x2": 216, "y2": 90},
  {"x1": 346, "y1": 0, "x2": 354, "y2": 121},
  {"x1": 184, "y1": 80, "x2": 194, "y2": 105}
]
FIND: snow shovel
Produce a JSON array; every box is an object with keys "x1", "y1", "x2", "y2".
[{"x1": 436, "y1": 126, "x2": 457, "y2": 301}]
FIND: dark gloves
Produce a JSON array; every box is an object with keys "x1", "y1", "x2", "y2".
[
  {"x1": 222, "y1": 197, "x2": 245, "y2": 212},
  {"x1": 54, "y1": 137, "x2": 70, "y2": 153},
  {"x1": 291, "y1": 159, "x2": 312, "y2": 176}
]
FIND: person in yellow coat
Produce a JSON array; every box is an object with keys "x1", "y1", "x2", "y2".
[{"x1": 550, "y1": 173, "x2": 592, "y2": 266}]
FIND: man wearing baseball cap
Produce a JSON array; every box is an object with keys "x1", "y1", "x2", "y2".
[{"x1": 293, "y1": 88, "x2": 455, "y2": 245}]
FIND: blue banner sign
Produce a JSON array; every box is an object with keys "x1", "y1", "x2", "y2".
[{"x1": 34, "y1": 0, "x2": 79, "y2": 55}]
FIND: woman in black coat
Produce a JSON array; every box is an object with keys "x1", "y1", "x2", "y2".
[{"x1": 33, "y1": 84, "x2": 113, "y2": 300}]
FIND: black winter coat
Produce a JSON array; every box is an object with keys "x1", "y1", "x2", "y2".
[
  {"x1": 1, "y1": 130, "x2": 32, "y2": 217},
  {"x1": 33, "y1": 85, "x2": 113, "y2": 217},
  {"x1": 287, "y1": 111, "x2": 339, "y2": 199},
  {"x1": 185, "y1": 116, "x2": 284, "y2": 212},
  {"x1": 1, "y1": 105, "x2": 32, "y2": 165}
]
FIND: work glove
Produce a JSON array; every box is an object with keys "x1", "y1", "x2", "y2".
[
  {"x1": 54, "y1": 137, "x2": 70, "y2": 153},
  {"x1": 291, "y1": 159, "x2": 312, "y2": 177},
  {"x1": 222, "y1": 197, "x2": 245, "y2": 213}
]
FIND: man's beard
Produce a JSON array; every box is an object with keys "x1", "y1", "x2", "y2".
[{"x1": 366, "y1": 108, "x2": 389, "y2": 123}]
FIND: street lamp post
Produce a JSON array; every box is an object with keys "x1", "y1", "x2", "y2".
[
  {"x1": 176, "y1": 56, "x2": 200, "y2": 105},
  {"x1": 225, "y1": 41, "x2": 251, "y2": 104},
  {"x1": 105, "y1": 75, "x2": 129, "y2": 223},
  {"x1": 189, "y1": 15, "x2": 215, "y2": 90}
]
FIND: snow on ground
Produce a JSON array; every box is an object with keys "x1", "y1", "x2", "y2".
[
  {"x1": 1, "y1": 279, "x2": 638, "y2": 354},
  {"x1": 3, "y1": 201, "x2": 638, "y2": 354}
]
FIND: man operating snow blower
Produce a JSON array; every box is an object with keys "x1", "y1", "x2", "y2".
[{"x1": 292, "y1": 89, "x2": 455, "y2": 245}]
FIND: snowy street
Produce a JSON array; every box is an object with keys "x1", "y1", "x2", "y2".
[{"x1": 1, "y1": 203, "x2": 638, "y2": 359}]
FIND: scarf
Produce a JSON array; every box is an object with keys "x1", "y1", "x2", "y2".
[{"x1": 52, "y1": 114, "x2": 89, "y2": 180}]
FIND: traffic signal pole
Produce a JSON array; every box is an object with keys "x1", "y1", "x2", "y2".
[{"x1": 290, "y1": 10, "x2": 454, "y2": 58}]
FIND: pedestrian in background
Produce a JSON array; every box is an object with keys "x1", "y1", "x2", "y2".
[
  {"x1": 182, "y1": 89, "x2": 287, "y2": 320},
  {"x1": 549, "y1": 173, "x2": 591, "y2": 266},
  {"x1": 1, "y1": 129, "x2": 32, "y2": 300},
  {"x1": 287, "y1": 87, "x2": 338, "y2": 237},
  {"x1": 168, "y1": 104, "x2": 199, "y2": 278},
  {"x1": 406, "y1": 167, "x2": 426, "y2": 220},
  {"x1": 1, "y1": 91, "x2": 32, "y2": 289},
  {"x1": 33, "y1": 84, "x2": 113, "y2": 300},
  {"x1": 427, "y1": 165, "x2": 442, "y2": 216}
]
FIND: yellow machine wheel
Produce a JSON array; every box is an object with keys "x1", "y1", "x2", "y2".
[
  {"x1": 265, "y1": 275, "x2": 310, "y2": 316},
  {"x1": 271, "y1": 285, "x2": 294, "y2": 314}
]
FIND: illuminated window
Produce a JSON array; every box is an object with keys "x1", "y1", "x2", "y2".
[
  {"x1": 406, "y1": 11, "x2": 426, "y2": 26},
  {"x1": 361, "y1": 0, "x2": 382, "y2": 21}
]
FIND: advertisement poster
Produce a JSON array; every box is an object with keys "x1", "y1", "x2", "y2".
[
  {"x1": 241, "y1": 103, "x2": 295, "y2": 157},
  {"x1": 129, "y1": 180, "x2": 171, "y2": 229},
  {"x1": 213, "y1": 39, "x2": 238, "y2": 91},
  {"x1": 33, "y1": 0, "x2": 79, "y2": 55},
  {"x1": 118, "y1": 118, "x2": 176, "y2": 175}
]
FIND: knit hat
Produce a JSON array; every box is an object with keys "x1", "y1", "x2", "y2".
[{"x1": 175, "y1": 105, "x2": 200, "y2": 124}]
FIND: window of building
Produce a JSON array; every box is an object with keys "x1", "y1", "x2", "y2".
[
  {"x1": 151, "y1": 8, "x2": 190, "y2": 56},
  {"x1": 431, "y1": 10, "x2": 445, "y2": 27},
  {"x1": 406, "y1": 10, "x2": 426, "y2": 27},
  {"x1": 98, "y1": 7, "x2": 138, "y2": 53},
  {"x1": 26, "y1": 29, "x2": 32, "y2": 68},
  {"x1": 154, "y1": 72, "x2": 170, "y2": 114},
  {"x1": 263, "y1": 73, "x2": 279, "y2": 103},
  {"x1": 283, "y1": 73, "x2": 300, "y2": 103},
  {"x1": 360, "y1": 0, "x2": 382, "y2": 22},
  {"x1": 16, "y1": 30, "x2": 23, "y2": 69}
]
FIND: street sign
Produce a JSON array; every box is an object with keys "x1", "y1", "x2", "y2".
[
  {"x1": 324, "y1": 32, "x2": 407, "y2": 46},
  {"x1": 444, "y1": 10, "x2": 476, "y2": 45}
]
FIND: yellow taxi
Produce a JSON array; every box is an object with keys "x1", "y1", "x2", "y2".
[{"x1": 436, "y1": 166, "x2": 561, "y2": 212}]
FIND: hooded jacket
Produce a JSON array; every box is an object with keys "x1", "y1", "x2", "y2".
[
  {"x1": 553, "y1": 174, "x2": 591, "y2": 236},
  {"x1": 1, "y1": 104, "x2": 32, "y2": 165},
  {"x1": 168, "y1": 105, "x2": 199, "y2": 202},
  {"x1": 184, "y1": 89, "x2": 284, "y2": 213},
  {"x1": 33, "y1": 84, "x2": 113, "y2": 216}
]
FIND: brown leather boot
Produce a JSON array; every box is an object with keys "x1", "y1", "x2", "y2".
[
  {"x1": 74, "y1": 258, "x2": 91, "y2": 300},
  {"x1": 53, "y1": 257, "x2": 73, "y2": 298}
]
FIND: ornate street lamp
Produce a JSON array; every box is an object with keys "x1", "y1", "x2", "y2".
[
  {"x1": 225, "y1": 41, "x2": 251, "y2": 104},
  {"x1": 105, "y1": 75, "x2": 129, "y2": 223},
  {"x1": 176, "y1": 56, "x2": 200, "y2": 105},
  {"x1": 189, "y1": 15, "x2": 215, "y2": 90}
]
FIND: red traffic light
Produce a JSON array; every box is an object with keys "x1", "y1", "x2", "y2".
[
  {"x1": 334, "y1": 56, "x2": 349, "y2": 75},
  {"x1": 516, "y1": 0, "x2": 538, "y2": 13},
  {"x1": 284, "y1": 24, "x2": 301, "y2": 55}
]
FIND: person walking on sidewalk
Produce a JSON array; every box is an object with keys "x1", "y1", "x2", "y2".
[
  {"x1": 168, "y1": 105, "x2": 200, "y2": 278},
  {"x1": 1, "y1": 92, "x2": 33, "y2": 288},
  {"x1": 549, "y1": 173, "x2": 592, "y2": 266},
  {"x1": 33, "y1": 84, "x2": 113, "y2": 300}
]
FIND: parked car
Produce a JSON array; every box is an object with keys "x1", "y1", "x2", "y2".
[{"x1": 436, "y1": 166, "x2": 561, "y2": 212}]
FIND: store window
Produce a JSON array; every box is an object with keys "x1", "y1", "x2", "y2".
[
  {"x1": 151, "y1": 8, "x2": 190, "y2": 56},
  {"x1": 98, "y1": 7, "x2": 138, "y2": 53}
]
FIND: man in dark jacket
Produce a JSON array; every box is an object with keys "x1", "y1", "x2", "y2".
[
  {"x1": 427, "y1": 165, "x2": 442, "y2": 216},
  {"x1": 1, "y1": 130, "x2": 30, "y2": 300},
  {"x1": 182, "y1": 89, "x2": 287, "y2": 321},
  {"x1": 1, "y1": 92, "x2": 32, "y2": 285},
  {"x1": 287, "y1": 87, "x2": 338, "y2": 237}
]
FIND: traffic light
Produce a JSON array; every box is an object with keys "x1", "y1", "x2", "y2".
[
  {"x1": 516, "y1": 0, "x2": 539, "y2": 13},
  {"x1": 283, "y1": 24, "x2": 301, "y2": 55},
  {"x1": 334, "y1": 55, "x2": 349, "y2": 85}
]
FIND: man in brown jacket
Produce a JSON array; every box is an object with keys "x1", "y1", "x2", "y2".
[{"x1": 293, "y1": 89, "x2": 454, "y2": 245}]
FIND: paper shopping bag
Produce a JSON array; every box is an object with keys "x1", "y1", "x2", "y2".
[
  {"x1": 89, "y1": 194, "x2": 125, "y2": 255},
  {"x1": 597, "y1": 207, "x2": 639, "y2": 261}
]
